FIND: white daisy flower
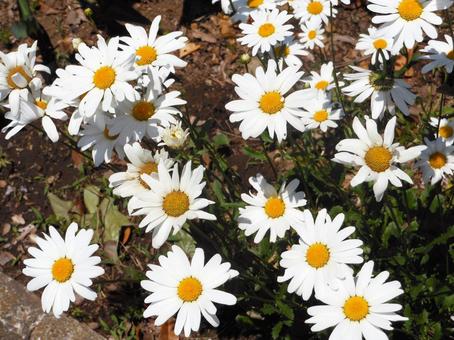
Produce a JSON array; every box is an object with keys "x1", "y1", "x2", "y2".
[
  {"x1": 368, "y1": 0, "x2": 449, "y2": 53},
  {"x1": 420, "y1": 35, "x2": 454, "y2": 73},
  {"x1": 333, "y1": 116, "x2": 425, "y2": 201},
  {"x1": 109, "y1": 142, "x2": 174, "y2": 198},
  {"x1": 238, "y1": 173, "x2": 306, "y2": 243},
  {"x1": 0, "y1": 41, "x2": 49, "y2": 115},
  {"x1": 51, "y1": 35, "x2": 139, "y2": 118},
  {"x1": 355, "y1": 27, "x2": 395, "y2": 64},
  {"x1": 238, "y1": 9, "x2": 293, "y2": 56},
  {"x1": 303, "y1": 62, "x2": 342, "y2": 99},
  {"x1": 158, "y1": 120, "x2": 190, "y2": 149},
  {"x1": 231, "y1": 0, "x2": 277, "y2": 23},
  {"x1": 77, "y1": 118, "x2": 126, "y2": 167},
  {"x1": 273, "y1": 37, "x2": 309, "y2": 68},
  {"x1": 226, "y1": 60, "x2": 308, "y2": 142},
  {"x1": 141, "y1": 245, "x2": 238, "y2": 337},
  {"x1": 293, "y1": 0, "x2": 336, "y2": 26},
  {"x1": 278, "y1": 209, "x2": 363, "y2": 300},
  {"x1": 416, "y1": 138, "x2": 454, "y2": 185},
  {"x1": 129, "y1": 161, "x2": 216, "y2": 249},
  {"x1": 121, "y1": 16, "x2": 187, "y2": 73},
  {"x1": 301, "y1": 97, "x2": 344, "y2": 132},
  {"x1": 342, "y1": 66, "x2": 416, "y2": 119},
  {"x1": 109, "y1": 68, "x2": 186, "y2": 144},
  {"x1": 328, "y1": 0, "x2": 350, "y2": 4},
  {"x1": 430, "y1": 117, "x2": 454, "y2": 145},
  {"x1": 298, "y1": 21, "x2": 325, "y2": 50},
  {"x1": 2, "y1": 88, "x2": 68, "y2": 142},
  {"x1": 305, "y1": 261, "x2": 408, "y2": 339},
  {"x1": 22, "y1": 222, "x2": 104, "y2": 318}
]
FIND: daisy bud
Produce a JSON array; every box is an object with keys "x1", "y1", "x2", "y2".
[
  {"x1": 239, "y1": 53, "x2": 251, "y2": 65},
  {"x1": 84, "y1": 7, "x2": 93, "y2": 17},
  {"x1": 159, "y1": 121, "x2": 189, "y2": 150}
]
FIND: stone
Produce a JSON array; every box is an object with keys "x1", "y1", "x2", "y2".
[{"x1": 0, "y1": 272, "x2": 105, "y2": 340}]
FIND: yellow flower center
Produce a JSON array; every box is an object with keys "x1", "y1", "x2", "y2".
[
  {"x1": 274, "y1": 45, "x2": 290, "y2": 58},
  {"x1": 258, "y1": 23, "x2": 275, "y2": 38},
  {"x1": 162, "y1": 191, "x2": 190, "y2": 217},
  {"x1": 308, "y1": 30, "x2": 317, "y2": 40},
  {"x1": 307, "y1": 1, "x2": 323, "y2": 15},
  {"x1": 439, "y1": 125, "x2": 453, "y2": 138},
  {"x1": 132, "y1": 101, "x2": 156, "y2": 121},
  {"x1": 93, "y1": 66, "x2": 116, "y2": 89},
  {"x1": 264, "y1": 196, "x2": 285, "y2": 218},
  {"x1": 373, "y1": 38, "x2": 388, "y2": 50},
  {"x1": 103, "y1": 127, "x2": 119, "y2": 140},
  {"x1": 259, "y1": 91, "x2": 284, "y2": 114},
  {"x1": 7, "y1": 66, "x2": 32, "y2": 89},
  {"x1": 177, "y1": 277, "x2": 203, "y2": 302},
  {"x1": 313, "y1": 109, "x2": 328, "y2": 122},
  {"x1": 248, "y1": 0, "x2": 264, "y2": 8},
  {"x1": 315, "y1": 80, "x2": 329, "y2": 90},
  {"x1": 52, "y1": 258, "x2": 74, "y2": 283},
  {"x1": 138, "y1": 161, "x2": 158, "y2": 188},
  {"x1": 306, "y1": 243, "x2": 330, "y2": 268},
  {"x1": 429, "y1": 152, "x2": 447, "y2": 169},
  {"x1": 398, "y1": 0, "x2": 423, "y2": 21},
  {"x1": 35, "y1": 99, "x2": 48, "y2": 110},
  {"x1": 364, "y1": 146, "x2": 392, "y2": 173},
  {"x1": 343, "y1": 296, "x2": 369, "y2": 321},
  {"x1": 447, "y1": 50, "x2": 454, "y2": 60},
  {"x1": 136, "y1": 45, "x2": 158, "y2": 66}
]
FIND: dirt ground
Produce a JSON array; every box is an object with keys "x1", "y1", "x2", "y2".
[{"x1": 0, "y1": 0, "x2": 452, "y2": 339}]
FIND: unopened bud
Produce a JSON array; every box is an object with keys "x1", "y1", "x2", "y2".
[
  {"x1": 239, "y1": 53, "x2": 251, "y2": 65},
  {"x1": 84, "y1": 8, "x2": 93, "y2": 17}
]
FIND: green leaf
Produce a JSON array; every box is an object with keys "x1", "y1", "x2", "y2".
[
  {"x1": 100, "y1": 198, "x2": 130, "y2": 243},
  {"x1": 242, "y1": 146, "x2": 266, "y2": 161},
  {"x1": 47, "y1": 192, "x2": 73, "y2": 220},
  {"x1": 11, "y1": 22, "x2": 28, "y2": 39},
  {"x1": 213, "y1": 133, "x2": 230, "y2": 147},
  {"x1": 168, "y1": 229, "x2": 196, "y2": 256},
  {"x1": 276, "y1": 301, "x2": 294, "y2": 320},
  {"x1": 272, "y1": 321, "x2": 283, "y2": 339},
  {"x1": 83, "y1": 185, "x2": 100, "y2": 214}
]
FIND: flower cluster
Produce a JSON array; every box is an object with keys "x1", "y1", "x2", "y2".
[{"x1": 0, "y1": 0, "x2": 451, "y2": 338}]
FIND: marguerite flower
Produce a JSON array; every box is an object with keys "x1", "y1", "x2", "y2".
[
  {"x1": 238, "y1": 9, "x2": 293, "y2": 56},
  {"x1": 333, "y1": 116, "x2": 425, "y2": 201},
  {"x1": 420, "y1": 35, "x2": 454, "y2": 73},
  {"x1": 273, "y1": 38, "x2": 308, "y2": 68},
  {"x1": 121, "y1": 17, "x2": 187, "y2": 72},
  {"x1": 129, "y1": 161, "x2": 216, "y2": 248},
  {"x1": 298, "y1": 21, "x2": 325, "y2": 50},
  {"x1": 226, "y1": 60, "x2": 308, "y2": 142},
  {"x1": 293, "y1": 0, "x2": 336, "y2": 25},
  {"x1": 430, "y1": 117, "x2": 454, "y2": 145},
  {"x1": 51, "y1": 35, "x2": 139, "y2": 118},
  {"x1": 0, "y1": 41, "x2": 49, "y2": 115},
  {"x1": 141, "y1": 245, "x2": 238, "y2": 337},
  {"x1": 416, "y1": 138, "x2": 453, "y2": 185},
  {"x1": 238, "y1": 173, "x2": 306, "y2": 243},
  {"x1": 303, "y1": 62, "x2": 342, "y2": 99},
  {"x1": 356, "y1": 27, "x2": 395, "y2": 64},
  {"x1": 278, "y1": 209, "x2": 363, "y2": 300},
  {"x1": 109, "y1": 142, "x2": 174, "y2": 198},
  {"x1": 109, "y1": 68, "x2": 186, "y2": 143},
  {"x1": 305, "y1": 261, "x2": 408, "y2": 339},
  {"x1": 2, "y1": 88, "x2": 68, "y2": 142},
  {"x1": 342, "y1": 66, "x2": 416, "y2": 119},
  {"x1": 22, "y1": 222, "x2": 104, "y2": 318},
  {"x1": 232, "y1": 0, "x2": 277, "y2": 23},
  {"x1": 368, "y1": 0, "x2": 448, "y2": 53},
  {"x1": 158, "y1": 120, "x2": 189, "y2": 149},
  {"x1": 77, "y1": 119, "x2": 126, "y2": 167},
  {"x1": 301, "y1": 97, "x2": 344, "y2": 132}
]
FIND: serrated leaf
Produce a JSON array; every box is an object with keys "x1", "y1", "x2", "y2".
[{"x1": 47, "y1": 192, "x2": 73, "y2": 220}]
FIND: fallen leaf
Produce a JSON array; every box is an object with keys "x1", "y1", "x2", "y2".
[
  {"x1": 0, "y1": 180, "x2": 7, "y2": 188},
  {"x1": 83, "y1": 185, "x2": 100, "y2": 214},
  {"x1": 48, "y1": 192, "x2": 73, "y2": 219},
  {"x1": 1, "y1": 223, "x2": 11, "y2": 235},
  {"x1": 159, "y1": 319, "x2": 178, "y2": 340},
  {"x1": 192, "y1": 29, "x2": 217, "y2": 43},
  {"x1": 13, "y1": 224, "x2": 36, "y2": 245},
  {"x1": 179, "y1": 43, "x2": 201, "y2": 58},
  {"x1": 11, "y1": 214, "x2": 25, "y2": 225},
  {"x1": 121, "y1": 226, "x2": 132, "y2": 245},
  {"x1": 71, "y1": 150, "x2": 84, "y2": 167},
  {"x1": 0, "y1": 251, "x2": 15, "y2": 266}
]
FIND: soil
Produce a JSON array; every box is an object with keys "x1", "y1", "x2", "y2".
[{"x1": 0, "y1": 0, "x2": 452, "y2": 339}]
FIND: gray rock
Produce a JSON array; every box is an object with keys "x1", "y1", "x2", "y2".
[{"x1": 0, "y1": 272, "x2": 105, "y2": 340}]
